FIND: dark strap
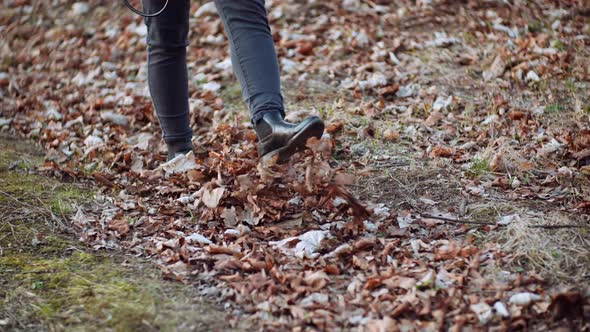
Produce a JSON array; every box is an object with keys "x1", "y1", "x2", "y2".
[{"x1": 123, "y1": 0, "x2": 169, "y2": 17}]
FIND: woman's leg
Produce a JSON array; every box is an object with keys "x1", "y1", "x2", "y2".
[
  {"x1": 143, "y1": 0, "x2": 193, "y2": 159},
  {"x1": 214, "y1": 0, "x2": 324, "y2": 162},
  {"x1": 214, "y1": 0, "x2": 285, "y2": 124}
]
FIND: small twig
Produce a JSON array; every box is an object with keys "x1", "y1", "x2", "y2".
[
  {"x1": 420, "y1": 214, "x2": 498, "y2": 226},
  {"x1": 422, "y1": 213, "x2": 590, "y2": 229},
  {"x1": 7, "y1": 221, "x2": 18, "y2": 242},
  {"x1": 6, "y1": 269, "x2": 56, "y2": 274},
  {"x1": 562, "y1": 8, "x2": 590, "y2": 20},
  {"x1": 528, "y1": 224, "x2": 590, "y2": 230}
]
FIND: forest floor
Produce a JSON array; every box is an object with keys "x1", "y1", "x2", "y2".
[{"x1": 1, "y1": 0, "x2": 590, "y2": 331}]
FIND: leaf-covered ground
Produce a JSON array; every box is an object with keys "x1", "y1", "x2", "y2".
[{"x1": 1, "y1": 0, "x2": 589, "y2": 330}]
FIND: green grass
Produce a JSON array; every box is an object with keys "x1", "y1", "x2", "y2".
[
  {"x1": 545, "y1": 103, "x2": 565, "y2": 113},
  {"x1": 468, "y1": 157, "x2": 490, "y2": 177},
  {"x1": 552, "y1": 39, "x2": 567, "y2": 51},
  {"x1": 0, "y1": 139, "x2": 92, "y2": 215},
  {"x1": 0, "y1": 249, "x2": 194, "y2": 331},
  {"x1": 220, "y1": 81, "x2": 243, "y2": 108}
]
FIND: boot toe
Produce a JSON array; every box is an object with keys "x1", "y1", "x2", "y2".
[{"x1": 258, "y1": 116, "x2": 325, "y2": 163}]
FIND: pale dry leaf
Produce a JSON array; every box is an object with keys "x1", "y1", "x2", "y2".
[
  {"x1": 483, "y1": 55, "x2": 506, "y2": 81},
  {"x1": 221, "y1": 206, "x2": 238, "y2": 226},
  {"x1": 202, "y1": 186, "x2": 225, "y2": 209},
  {"x1": 161, "y1": 152, "x2": 197, "y2": 175}
]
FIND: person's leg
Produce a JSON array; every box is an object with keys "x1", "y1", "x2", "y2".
[
  {"x1": 214, "y1": 0, "x2": 324, "y2": 162},
  {"x1": 214, "y1": 0, "x2": 285, "y2": 124},
  {"x1": 143, "y1": 0, "x2": 193, "y2": 160}
]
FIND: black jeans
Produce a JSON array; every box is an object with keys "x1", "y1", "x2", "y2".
[{"x1": 143, "y1": 0, "x2": 285, "y2": 145}]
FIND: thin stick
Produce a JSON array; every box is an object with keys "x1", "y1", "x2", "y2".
[
  {"x1": 422, "y1": 213, "x2": 589, "y2": 229},
  {"x1": 528, "y1": 224, "x2": 590, "y2": 230},
  {"x1": 420, "y1": 213, "x2": 498, "y2": 226}
]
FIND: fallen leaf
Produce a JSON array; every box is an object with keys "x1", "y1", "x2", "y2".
[
  {"x1": 509, "y1": 292, "x2": 542, "y2": 306},
  {"x1": 429, "y1": 146, "x2": 453, "y2": 158},
  {"x1": 548, "y1": 291, "x2": 585, "y2": 320},
  {"x1": 483, "y1": 55, "x2": 506, "y2": 81},
  {"x1": 107, "y1": 219, "x2": 130, "y2": 237},
  {"x1": 202, "y1": 186, "x2": 225, "y2": 209}
]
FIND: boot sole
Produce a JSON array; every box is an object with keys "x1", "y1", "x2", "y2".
[{"x1": 264, "y1": 118, "x2": 325, "y2": 164}]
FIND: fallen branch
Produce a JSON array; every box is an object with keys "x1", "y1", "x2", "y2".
[
  {"x1": 420, "y1": 214, "x2": 497, "y2": 226},
  {"x1": 421, "y1": 213, "x2": 590, "y2": 230},
  {"x1": 527, "y1": 224, "x2": 590, "y2": 230},
  {"x1": 562, "y1": 8, "x2": 590, "y2": 20}
]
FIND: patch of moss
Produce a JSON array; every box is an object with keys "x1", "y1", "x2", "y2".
[
  {"x1": 49, "y1": 185, "x2": 91, "y2": 215},
  {"x1": 1, "y1": 237, "x2": 234, "y2": 331},
  {"x1": 0, "y1": 167, "x2": 91, "y2": 215},
  {"x1": 1, "y1": 250, "x2": 172, "y2": 331},
  {"x1": 0, "y1": 138, "x2": 92, "y2": 214}
]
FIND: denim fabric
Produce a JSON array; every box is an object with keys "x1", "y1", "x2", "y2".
[{"x1": 142, "y1": 0, "x2": 284, "y2": 144}]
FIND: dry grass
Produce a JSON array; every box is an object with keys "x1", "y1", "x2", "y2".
[{"x1": 493, "y1": 210, "x2": 590, "y2": 281}]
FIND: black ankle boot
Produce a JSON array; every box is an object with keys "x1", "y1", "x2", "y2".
[
  {"x1": 166, "y1": 140, "x2": 193, "y2": 161},
  {"x1": 254, "y1": 112, "x2": 324, "y2": 163}
]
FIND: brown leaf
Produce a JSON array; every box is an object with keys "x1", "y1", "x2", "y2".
[
  {"x1": 364, "y1": 277, "x2": 383, "y2": 290},
  {"x1": 424, "y1": 111, "x2": 443, "y2": 127},
  {"x1": 323, "y1": 264, "x2": 340, "y2": 275},
  {"x1": 383, "y1": 276, "x2": 416, "y2": 290},
  {"x1": 289, "y1": 305, "x2": 307, "y2": 320},
  {"x1": 236, "y1": 174, "x2": 256, "y2": 193},
  {"x1": 365, "y1": 317, "x2": 398, "y2": 332},
  {"x1": 354, "y1": 238, "x2": 376, "y2": 251},
  {"x1": 483, "y1": 55, "x2": 506, "y2": 81},
  {"x1": 508, "y1": 110, "x2": 527, "y2": 121},
  {"x1": 206, "y1": 245, "x2": 243, "y2": 258},
  {"x1": 107, "y1": 219, "x2": 130, "y2": 237},
  {"x1": 325, "y1": 121, "x2": 343, "y2": 133},
  {"x1": 378, "y1": 83, "x2": 400, "y2": 97},
  {"x1": 352, "y1": 255, "x2": 370, "y2": 270},
  {"x1": 382, "y1": 128, "x2": 400, "y2": 142},
  {"x1": 429, "y1": 146, "x2": 453, "y2": 158},
  {"x1": 333, "y1": 173, "x2": 355, "y2": 186},
  {"x1": 297, "y1": 41, "x2": 314, "y2": 56},
  {"x1": 574, "y1": 201, "x2": 590, "y2": 210},
  {"x1": 489, "y1": 152, "x2": 505, "y2": 172},
  {"x1": 548, "y1": 291, "x2": 585, "y2": 320},
  {"x1": 435, "y1": 242, "x2": 460, "y2": 260},
  {"x1": 187, "y1": 169, "x2": 207, "y2": 182},
  {"x1": 304, "y1": 271, "x2": 329, "y2": 290},
  {"x1": 391, "y1": 301, "x2": 411, "y2": 318},
  {"x1": 160, "y1": 261, "x2": 189, "y2": 282}
]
